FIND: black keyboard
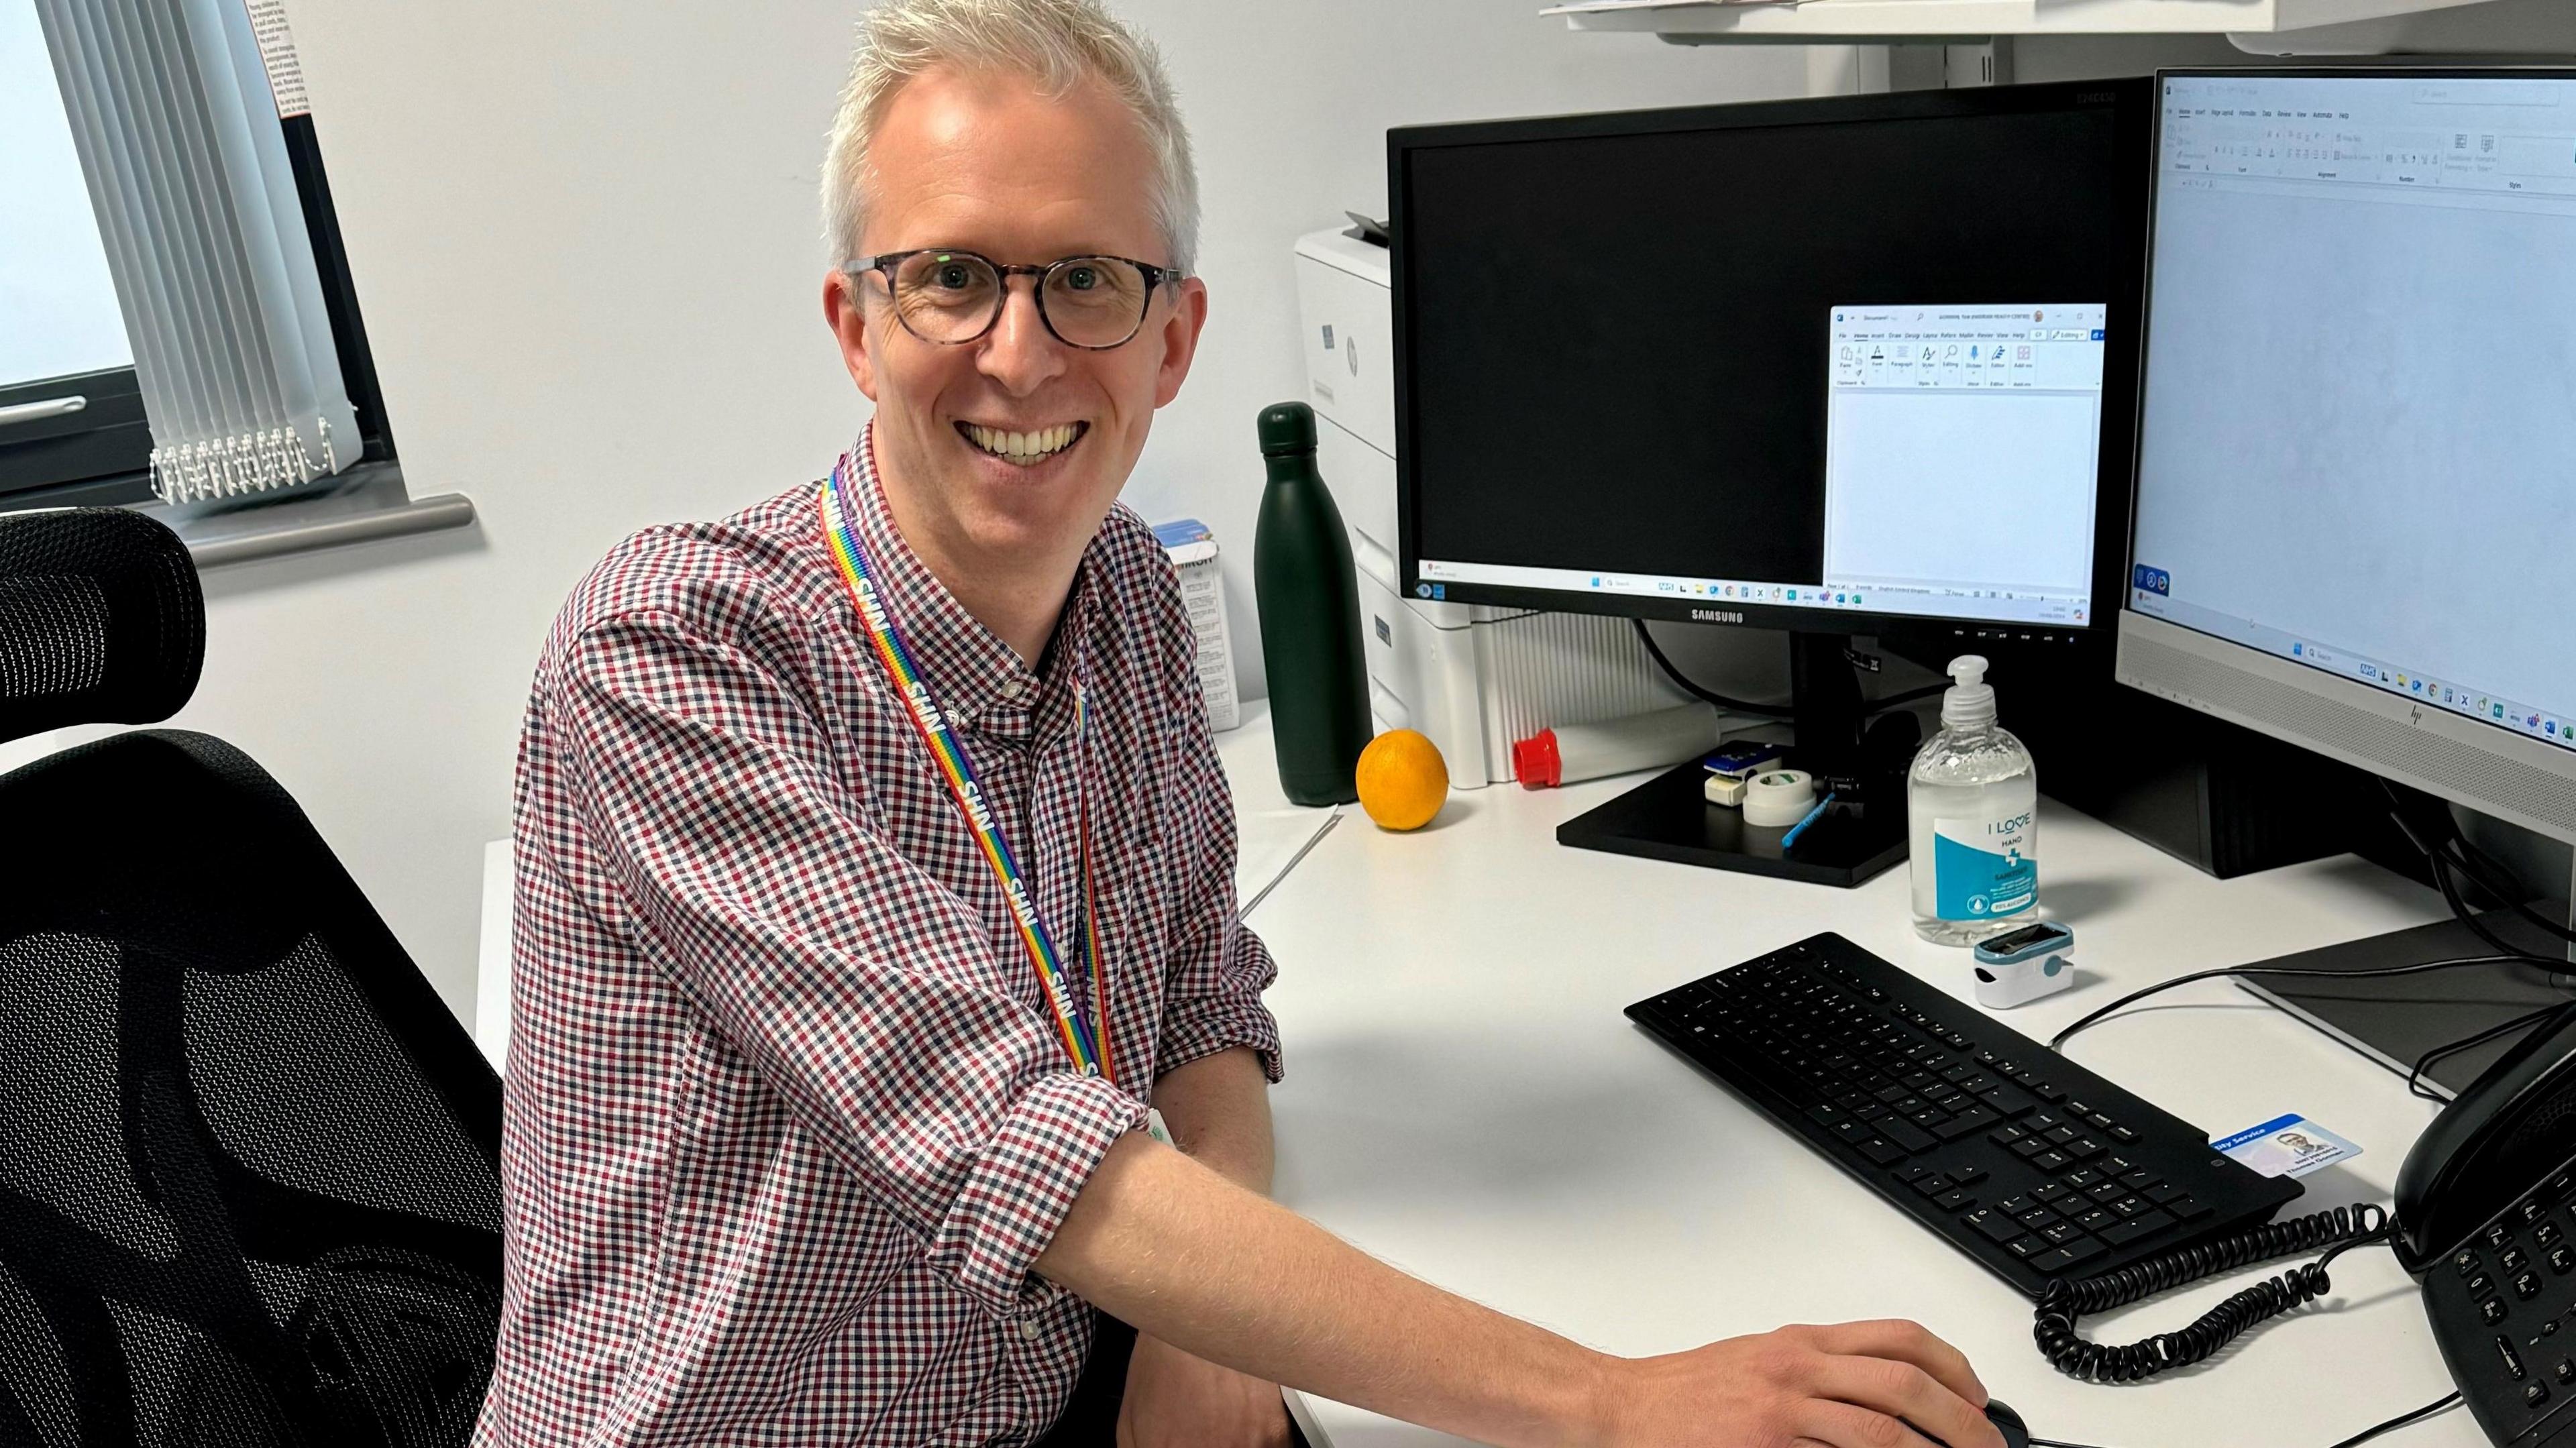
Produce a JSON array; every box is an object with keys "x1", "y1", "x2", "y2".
[{"x1": 1626, "y1": 932, "x2": 2304, "y2": 1299}]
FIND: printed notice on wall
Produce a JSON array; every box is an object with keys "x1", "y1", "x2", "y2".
[{"x1": 244, "y1": 0, "x2": 311, "y2": 119}]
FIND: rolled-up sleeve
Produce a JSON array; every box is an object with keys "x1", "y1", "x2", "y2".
[{"x1": 549, "y1": 607, "x2": 1146, "y2": 1318}]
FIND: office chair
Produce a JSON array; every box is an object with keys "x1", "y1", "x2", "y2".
[{"x1": 0, "y1": 508, "x2": 503, "y2": 1448}]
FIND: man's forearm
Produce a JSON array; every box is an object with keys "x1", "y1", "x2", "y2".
[
  {"x1": 1148, "y1": 1046, "x2": 1273, "y2": 1194},
  {"x1": 1034, "y1": 1133, "x2": 1609, "y2": 1448}
]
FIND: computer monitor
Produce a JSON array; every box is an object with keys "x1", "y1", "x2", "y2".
[
  {"x1": 2117, "y1": 68, "x2": 2576, "y2": 1091},
  {"x1": 1390, "y1": 79, "x2": 2152, "y2": 882}
]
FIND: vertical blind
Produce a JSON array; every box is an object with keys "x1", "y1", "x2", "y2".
[{"x1": 33, "y1": 0, "x2": 358, "y2": 506}]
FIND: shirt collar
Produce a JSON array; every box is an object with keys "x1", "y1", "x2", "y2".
[{"x1": 837, "y1": 425, "x2": 1099, "y2": 746}]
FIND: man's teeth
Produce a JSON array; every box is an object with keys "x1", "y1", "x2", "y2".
[{"x1": 963, "y1": 423, "x2": 1080, "y2": 462}]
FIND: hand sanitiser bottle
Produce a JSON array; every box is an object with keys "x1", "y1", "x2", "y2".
[{"x1": 1909, "y1": 656, "x2": 2039, "y2": 946}]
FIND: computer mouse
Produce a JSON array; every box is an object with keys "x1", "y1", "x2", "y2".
[{"x1": 1912, "y1": 1400, "x2": 2031, "y2": 1448}]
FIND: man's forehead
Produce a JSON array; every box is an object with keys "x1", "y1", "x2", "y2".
[{"x1": 865, "y1": 66, "x2": 1161, "y2": 260}]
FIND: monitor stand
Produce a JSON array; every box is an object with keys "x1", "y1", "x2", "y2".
[
  {"x1": 1554, "y1": 630, "x2": 1911, "y2": 888},
  {"x1": 2240, "y1": 896, "x2": 2576, "y2": 1099}
]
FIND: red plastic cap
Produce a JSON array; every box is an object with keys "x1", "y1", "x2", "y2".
[{"x1": 1513, "y1": 729, "x2": 1562, "y2": 789}]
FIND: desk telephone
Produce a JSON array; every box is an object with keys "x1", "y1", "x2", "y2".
[{"x1": 2035, "y1": 1003, "x2": 2576, "y2": 1446}]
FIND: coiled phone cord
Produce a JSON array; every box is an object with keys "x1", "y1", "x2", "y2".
[{"x1": 2033, "y1": 1203, "x2": 2396, "y2": 1383}]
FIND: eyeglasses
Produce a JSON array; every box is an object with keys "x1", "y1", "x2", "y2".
[{"x1": 845, "y1": 249, "x2": 1186, "y2": 351}]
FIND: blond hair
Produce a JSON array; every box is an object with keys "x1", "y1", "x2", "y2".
[{"x1": 822, "y1": 0, "x2": 1199, "y2": 272}]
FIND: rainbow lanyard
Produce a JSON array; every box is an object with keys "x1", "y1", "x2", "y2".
[{"x1": 820, "y1": 457, "x2": 1114, "y2": 1084}]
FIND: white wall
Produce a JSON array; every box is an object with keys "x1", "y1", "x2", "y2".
[{"x1": 2, "y1": 4, "x2": 1807, "y2": 1025}]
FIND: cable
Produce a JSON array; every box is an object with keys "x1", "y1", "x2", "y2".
[
  {"x1": 2033, "y1": 1205, "x2": 2394, "y2": 1383},
  {"x1": 2047, "y1": 952, "x2": 2555, "y2": 1054},
  {"x1": 2405, "y1": 1003, "x2": 2565, "y2": 1102},
  {"x1": 2321, "y1": 1392, "x2": 2461, "y2": 1448},
  {"x1": 1868, "y1": 681, "x2": 1945, "y2": 714},
  {"x1": 1628, "y1": 620, "x2": 1944, "y2": 719},
  {"x1": 1630, "y1": 619, "x2": 1793, "y2": 718}
]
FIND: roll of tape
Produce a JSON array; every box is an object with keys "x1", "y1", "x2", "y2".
[{"x1": 1742, "y1": 769, "x2": 1817, "y2": 828}]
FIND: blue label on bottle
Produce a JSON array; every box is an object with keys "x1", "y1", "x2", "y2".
[{"x1": 1932, "y1": 812, "x2": 2037, "y2": 921}]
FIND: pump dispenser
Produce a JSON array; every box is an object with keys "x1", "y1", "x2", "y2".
[{"x1": 1907, "y1": 655, "x2": 2039, "y2": 945}]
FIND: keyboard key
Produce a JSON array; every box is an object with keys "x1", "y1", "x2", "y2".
[
  {"x1": 2469, "y1": 1274, "x2": 2496, "y2": 1297},
  {"x1": 1912, "y1": 1175, "x2": 1953, "y2": 1198},
  {"x1": 2039, "y1": 1221, "x2": 2088, "y2": 1245},
  {"x1": 2488, "y1": 1225, "x2": 2516, "y2": 1252},
  {"x1": 1948, "y1": 1165, "x2": 1988, "y2": 1188},
  {"x1": 2055, "y1": 1236, "x2": 2106, "y2": 1268},
  {"x1": 2031, "y1": 1150, "x2": 2073, "y2": 1172},
  {"x1": 2145, "y1": 1183, "x2": 2190, "y2": 1206},
  {"x1": 2551, "y1": 1247, "x2": 2574, "y2": 1276},
  {"x1": 2041, "y1": 1126, "x2": 2080, "y2": 1146},
  {"x1": 2072, "y1": 1207, "x2": 2116, "y2": 1232},
  {"x1": 2108, "y1": 1196, "x2": 2154, "y2": 1219},
  {"x1": 2015, "y1": 1207, "x2": 2059, "y2": 1229},
  {"x1": 2167, "y1": 1195, "x2": 2214, "y2": 1220},
  {"x1": 2003, "y1": 1235, "x2": 2049, "y2": 1260},
  {"x1": 1880, "y1": 1119, "x2": 1938, "y2": 1154},
  {"x1": 1990, "y1": 1126, "x2": 2031, "y2": 1149},
  {"x1": 2506, "y1": 1247, "x2": 2531, "y2": 1274},
  {"x1": 2063, "y1": 1136, "x2": 2108, "y2": 1162},
  {"x1": 1805, "y1": 1104, "x2": 1848, "y2": 1127},
  {"x1": 2119, "y1": 1169, "x2": 2157, "y2": 1190},
  {"x1": 1934, "y1": 1109, "x2": 1998, "y2": 1141},
  {"x1": 2010, "y1": 1137, "x2": 2051, "y2": 1160},
  {"x1": 1856, "y1": 1137, "x2": 1908, "y2": 1166},
  {"x1": 1976, "y1": 1085, "x2": 2035, "y2": 1117},
  {"x1": 2517, "y1": 1272, "x2": 2544, "y2": 1301},
  {"x1": 2499, "y1": 1335, "x2": 2529, "y2": 1381},
  {"x1": 1966, "y1": 1209, "x2": 2023, "y2": 1245},
  {"x1": 2540, "y1": 1223, "x2": 2563, "y2": 1249},
  {"x1": 2108, "y1": 1125, "x2": 2141, "y2": 1145},
  {"x1": 2031, "y1": 1183, "x2": 2073, "y2": 1205},
  {"x1": 1994, "y1": 1194, "x2": 2035, "y2": 1215},
  {"x1": 2061, "y1": 1169, "x2": 2105, "y2": 1190},
  {"x1": 2100, "y1": 1211, "x2": 2176, "y2": 1247},
  {"x1": 2086, "y1": 1182, "x2": 2127, "y2": 1204},
  {"x1": 2455, "y1": 1249, "x2": 2483, "y2": 1276},
  {"x1": 2483, "y1": 1299, "x2": 2510, "y2": 1326},
  {"x1": 1931, "y1": 1188, "x2": 1976, "y2": 1213},
  {"x1": 2527, "y1": 1384, "x2": 2551, "y2": 1410},
  {"x1": 2526, "y1": 1202, "x2": 2551, "y2": 1226}
]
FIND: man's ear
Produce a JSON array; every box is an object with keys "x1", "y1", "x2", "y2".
[
  {"x1": 825, "y1": 269, "x2": 881, "y2": 402},
  {"x1": 1150, "y1": 276, "x2": 1210, "y2": 410}
]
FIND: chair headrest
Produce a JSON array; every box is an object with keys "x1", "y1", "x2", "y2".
[{"x1": 0, "y1": 508, "x2": 204, "y2": 747}]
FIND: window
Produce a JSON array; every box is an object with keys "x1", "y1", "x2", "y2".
[{"x1": 3, "y1": 0, "x2": 402, "y2": 524}]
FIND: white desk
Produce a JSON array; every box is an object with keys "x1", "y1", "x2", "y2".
[{"x1": 1215, "y1": 716, "x2": 2484, "y2": 1448}]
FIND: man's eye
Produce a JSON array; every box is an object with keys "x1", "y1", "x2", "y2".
[
  {"x1": 934, "y1": 264, "x2": 974, "y2": 290},
  {"x1": 1063, "y1": 267, "x2": 1098, "y2": 291}
]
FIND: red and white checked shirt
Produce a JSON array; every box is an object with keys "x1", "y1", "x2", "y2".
[{"x1": 477, "y1": 429, "x2": 1281, "y2": 1447}]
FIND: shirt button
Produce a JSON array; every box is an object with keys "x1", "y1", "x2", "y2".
[
  {"x1": 1017, "y1": 1318, "x2": 1042, "y2": 1340},
  {"x1": 1002, "y1": 677, "x2": 1030, "y2": 702}
]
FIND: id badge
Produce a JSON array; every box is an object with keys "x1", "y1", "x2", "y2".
[{"x1": 1145, "y1": 1107, "x2": 1174, "y2": 1146}]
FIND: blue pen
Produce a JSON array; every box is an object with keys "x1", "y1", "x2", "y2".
[{"x1": 1780, "y1": 792, "x2": 1837, "y2": 850}]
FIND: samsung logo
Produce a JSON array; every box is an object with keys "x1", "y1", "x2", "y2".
[{"x1": 1690, "y1": 608, "x2": 1746, "y2": 624}]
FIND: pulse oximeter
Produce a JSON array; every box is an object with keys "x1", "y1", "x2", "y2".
[{"x1": 1972, "y1": 921, "x2": 2076, "y2": 1009}]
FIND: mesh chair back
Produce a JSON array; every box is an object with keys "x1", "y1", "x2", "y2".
[
  {"x1": 0, "y1": 730, "x2": 504, "y2": 1448},
  {"x1": 0, "y1": 508, "x2": 204, "y2": 748}
]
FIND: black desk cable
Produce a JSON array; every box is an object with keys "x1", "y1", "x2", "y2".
[
  {"x1": 1630, "y1": 618, "x2": 1945, "y2": 720},
  {"x1": 2017, "y1": 787, "x2": 2565, "y2": 1447}
]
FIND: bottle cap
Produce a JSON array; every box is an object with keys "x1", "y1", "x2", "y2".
[
  {"x1": 1512, "y1": 729, "x2": 1562, "y2": 789},
  {"x1": 1257, "y1": 400, "x2": 1318, "y2": 457},
  {"x1": 1942, "y1": 655, "x2": 1997, "y2": 730}
]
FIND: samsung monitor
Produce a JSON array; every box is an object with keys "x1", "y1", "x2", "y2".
[{"x1": 1389, "y1": 78, "x2": 2152, "y2": 882}]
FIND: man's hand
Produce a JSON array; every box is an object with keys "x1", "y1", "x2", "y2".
[
  {"x1": 1118, "y1": 1331, "x2": 1293, "y2": 1448},
  {"x1": 1597, "y1": 1320, "x2": 2002, "y2": 1448}
]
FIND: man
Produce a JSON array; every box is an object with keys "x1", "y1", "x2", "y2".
[{"x1": 480, "y1": 1, "x2": 2009, "y2": 1445}]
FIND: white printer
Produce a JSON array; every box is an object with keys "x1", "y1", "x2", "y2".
[{"x1": 1291, "y1": 225, "x2": 1688, "y2": 788}]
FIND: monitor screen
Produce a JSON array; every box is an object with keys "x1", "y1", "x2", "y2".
[
  {"x1": 2131, "y1": 72, "x2": 2576, "y2": 758},
  {"x1": 1395, "y1": 81, "x2": 2149, "y2": 636}
]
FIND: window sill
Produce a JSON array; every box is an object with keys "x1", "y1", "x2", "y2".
[{"x1": 141, "y1": 461, "x2": 476, "y2": 569}]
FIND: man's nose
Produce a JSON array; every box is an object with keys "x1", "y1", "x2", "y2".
[{"x1": 976, "y1": 277, "x2": 1068, "y2": 394}]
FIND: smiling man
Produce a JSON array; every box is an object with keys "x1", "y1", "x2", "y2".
[{"x1": 480, "y1": 3, "x2": 2005, "y2": 1446}]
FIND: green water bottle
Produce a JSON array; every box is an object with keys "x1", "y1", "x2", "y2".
[{"x1": 1253, "y1": 401, "x2": 1370, "y2": 805}]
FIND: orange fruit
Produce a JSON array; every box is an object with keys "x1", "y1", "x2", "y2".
[{"x1": 1354, "y1": 729, "x2": 1449, "y2": 832}]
